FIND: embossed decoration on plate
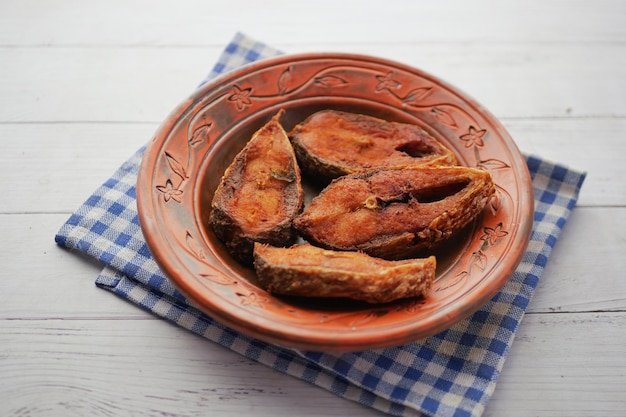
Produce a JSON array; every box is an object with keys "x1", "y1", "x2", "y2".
[{"x1": 137, "y1": 53, "x2": 533, "y2": 351}]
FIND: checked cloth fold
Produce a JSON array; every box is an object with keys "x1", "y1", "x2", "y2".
[{"x1": 55, "y1": 32, "x2": 586, "y2": 417}]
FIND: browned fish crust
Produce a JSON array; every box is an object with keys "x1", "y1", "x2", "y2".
[
  {"x1": 253, "y1": 243, "x2": 436, "y2": 304},
  {"x1": 289, "y1": 110, "x2": 457, "y2": 181},
  {"x1": 210, "y1": 110, "x2": 304, "y2": 265},
  {"x1": 294, "y1": 166, "x2": 496, "y2": 260}
]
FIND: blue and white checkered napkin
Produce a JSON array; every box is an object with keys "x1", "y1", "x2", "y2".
[{"x1": 55, "y1": 32, "x2": 586, "y2": 417}]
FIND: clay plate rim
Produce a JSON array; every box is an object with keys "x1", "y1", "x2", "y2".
[{"x1": 137, "y1": 52, "x2": 534, "y2": 351}]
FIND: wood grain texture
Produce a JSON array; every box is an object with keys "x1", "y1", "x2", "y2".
[
  {"x1": 2, "y1": 313, "x2": 624, "y2": 417},
  {"x1": 1, "y1": 43, "x2": 624, "y2": 123},
  {"x1": 487, "y1": 312, "x2": 626, "y2": 417},
  {"x1": 1, "y1": 0, "x2": 624, "y2": 416},
  {"x1": 1, "y1": 0, "x2": 624, "y2": 45},
  {"x1": 0, "y1": 319, "x2": 384, "y2": 417}
]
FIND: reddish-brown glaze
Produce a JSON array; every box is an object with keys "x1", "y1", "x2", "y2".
[{"x1": 137, "y1": 53, "x2": 534, "y2": 351}]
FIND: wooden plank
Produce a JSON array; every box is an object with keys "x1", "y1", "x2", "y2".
[
  {"x1": 0, "y1": 318, "x2": 384, "y2": 417},
  {"x1": 503, "y1": 117, "x2": 626, "y2": 207},
  {"x1": 1, "y1": 312, "x2": 624, "y2": 417},
  {"x1": 0, "y1": 123, "x2": 154, "y2": 213},
  {"x1": 528, "y1": 206, "x2": 626, "y2": 313},
  {"x1": 0, "y1": 47, "x2": 216, "y2": 124},
  {"x1": 486, "y1": 311, "x2": 626, "y2": 417},
  {"x1": 0, "y1": 43, "x2": 625, "y2": 123},
  {"x1": 0, "y1": 213, "x2": 149, "y2": 320},
  {"x1": 1, "y1": 0, "x2": 624, "y2": 46}
]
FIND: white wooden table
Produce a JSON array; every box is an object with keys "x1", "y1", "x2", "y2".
[{"x1": 1, "y1": 1, "x2": 625, "y2": 416}]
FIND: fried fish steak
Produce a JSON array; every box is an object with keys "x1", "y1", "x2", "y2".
[
  {"x1": 210, "y1": 110, "x2": 304, "y2": 265},
  {"x1": 253, "y1": 242, "x2": 436, "y2": 304},
  {"x1": 294, "y1": 166, "x2": 496, "y2": 260},
  {"x1": 289, "y1": 110, "x2": 457, "y2": 181}
]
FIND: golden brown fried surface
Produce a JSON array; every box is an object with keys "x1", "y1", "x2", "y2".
[
  {"x1": 253, "y1": 243, "x2": 436, "y2": 304},
  {"x1": 294, "y1": 166, "x2": 496, "y2": 260},
  {"x1": 210, "y1": 110, "x2": 304, "y2": 265},
  {"x1": 289, "y1": 110, "x2": 457, "y2": 181}
]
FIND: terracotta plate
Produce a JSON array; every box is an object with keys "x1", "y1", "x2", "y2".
[{"x1": 137, "y1": 53, "x2": 533, "y2": 351}]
